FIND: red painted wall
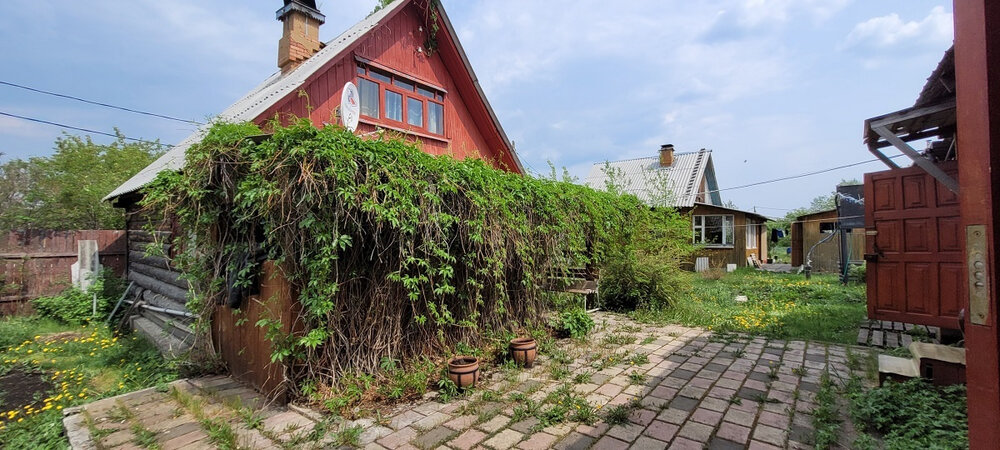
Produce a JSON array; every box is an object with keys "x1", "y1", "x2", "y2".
[
  {"x1": 955, "y1": 0, "x2": 1000, "y2": 447},
  {"x1": 257, "y1": 3, "x2": 518, "y2": 172}
]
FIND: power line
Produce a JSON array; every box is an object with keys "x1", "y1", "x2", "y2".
[
  {"x1": 700, "y1": 153, "x2": 907, "y2": 196},
  {"x1": 0, "y1": 111, "x2": 169, "y2": 147},
  {"x1": 0, "y1": 80, "x2": 203, "y2": 125}
]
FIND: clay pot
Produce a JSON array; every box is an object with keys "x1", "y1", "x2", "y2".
[
  {"x1": 447, "y1": 356, "x2": 480, "y2": 389},
  {"x1": 509, "y1": 337, "x2": 538, "y2": 368}
]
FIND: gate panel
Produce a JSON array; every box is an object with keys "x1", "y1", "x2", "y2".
[{"x1": 865, "y1": 161, "x2": 962, "y2": 328}]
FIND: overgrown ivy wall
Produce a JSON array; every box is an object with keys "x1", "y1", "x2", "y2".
[{"x1": 143, "y1": 120, "x2": 687, "y2": 383}]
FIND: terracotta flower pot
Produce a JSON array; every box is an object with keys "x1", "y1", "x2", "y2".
[
  {"x1": 509, "y1": 337, "x2": 538, "y2": 368},
  {"x1": 447, "y1": 356, "x2": 480, "y2": 389}
]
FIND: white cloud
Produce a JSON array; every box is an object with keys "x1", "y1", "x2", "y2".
[
  {"x1": 0, "y1": 114, "x2": 47, "y2": 138},
  {"x1": 843, "y1": 6, "x2": 953, "y2": 53}
]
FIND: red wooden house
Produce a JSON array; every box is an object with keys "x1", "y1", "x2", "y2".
[{"x1": 104, "y1": 0, "x2": 524, "y2": 397}]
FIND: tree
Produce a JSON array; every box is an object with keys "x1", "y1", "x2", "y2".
[
  {"x1": 0, "y1": 133, "x2": 163, "y2": 230},
  {"x1": 768, "y1": 178, "x2": 862, "y2": 240}
]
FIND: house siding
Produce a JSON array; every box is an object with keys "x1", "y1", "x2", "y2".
[
  {"x1": 681, "y1": 204, "x2": 768, "y2": 269},
  {"x1": 258, "y1": 3, "x2": 514, "y2": 170}
]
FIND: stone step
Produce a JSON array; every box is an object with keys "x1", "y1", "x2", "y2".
[{"x1": 131, "y1": 315, "x2": 192, "y2": 357}]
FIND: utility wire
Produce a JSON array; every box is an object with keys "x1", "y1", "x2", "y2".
[
  {"x1": 699, "y1": 153, "x2": 908, "y2": 196},
  {"x1": 0, "y1": 80, "x2": 203, "y2": 125},
  {"x1": 0, "y1": 111, "x2": 169, "y2": 147}
]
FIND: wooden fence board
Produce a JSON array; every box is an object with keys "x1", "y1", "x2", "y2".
[{"x1": 0, "y1": 230, "x2": 126, "y2": 314}]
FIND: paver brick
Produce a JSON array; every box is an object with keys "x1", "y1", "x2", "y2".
[
  {"x1": 642, "y1": 420, "x2": 678, "y2": 442},
  {"x1": 691, "y1": 407, "x2": 724, "y2": 426},
  {"x1": 716, "y1": 421, "x2": 751, "y2": 443},
  {"x1": 444, "y1": 414, "x2": 478, "y2": 430},
  {"x1": 753, "y1": 423, "x2": 788, "y2": 447},
  {"x1": 678, "y1": 421, "x2": 714, "y2": 442},
  {"x1": 553, "y1": 432, "x2": 596, "y2": 450},
  {"x1": 483, "y1": 429, "x2": 524, "y2": 449},
  {"x1": 606, "y1": 422, "x2": 644, "y2": 443},
  {"x1": 412, "y1": 426, "x2": 456, "y2": 449},
  {"x1": 516, "y1": 432, "x2": 557, "y2": 450},
  {"x1": 670, "y1": 437, "x2": 705, "y2": 449},
  {"x1": 591, "y1": 435, "x2": 630, "y2": 450}
]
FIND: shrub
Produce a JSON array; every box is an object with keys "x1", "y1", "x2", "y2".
[
  {"x1": 848, "y1": 263, "x2": 866, "y2": 283},
  {"x1": 552, "y1": 308, "x2": 594, "y2": 338},
  {"x1": 31, "y1": 271, "x2": 126, "y2": 324}
]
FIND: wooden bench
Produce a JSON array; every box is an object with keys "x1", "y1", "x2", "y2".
[{"x1": 543, "y1": 267, "x2": 599, "y2": 309}]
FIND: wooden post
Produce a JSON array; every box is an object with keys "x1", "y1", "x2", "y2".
[{"x1": 954, "y1": 0, "x2": 1000, "y2": 446}]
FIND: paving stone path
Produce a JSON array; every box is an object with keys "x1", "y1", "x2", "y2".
[{"x1": 67, "y1": 312, "x2": 869, "y2": 449}]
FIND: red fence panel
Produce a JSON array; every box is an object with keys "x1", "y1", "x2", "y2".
[{"x1": 0, "y1": 230, "x2": 126, "y2": 315}]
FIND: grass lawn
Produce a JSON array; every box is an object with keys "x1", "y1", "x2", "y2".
[
  {"x1": 0, "y1": 316, "x2": 178, "y2": 448},
  {"x1": 632, "y1": 268, "x2": 867, "y2": 344}
]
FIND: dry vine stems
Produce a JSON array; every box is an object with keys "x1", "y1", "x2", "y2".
[{"x1": 142, "y1": 119, "x2": 679, "y2": 395}]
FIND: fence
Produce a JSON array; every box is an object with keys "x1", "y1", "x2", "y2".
[{"x1": 0, "y1": 230, "x2": 127, "y2": 315}]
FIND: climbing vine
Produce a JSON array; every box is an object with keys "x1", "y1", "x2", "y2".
[{"x1": 142, "y1": 119, "x2": 678, "y2": 389}]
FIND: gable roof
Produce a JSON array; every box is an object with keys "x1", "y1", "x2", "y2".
[
  {"x1": 106, "y1": 0, "x2": 521, "y2": 201},
  {"x1": 583, "y1": 149, "x2": 722, "y2": 208}
]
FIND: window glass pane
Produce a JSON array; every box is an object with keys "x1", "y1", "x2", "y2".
[
  {"x1": 417, "y1": 86, "x2": 436, "y2": 99},
  {"x1": 746, "y1": 224, "x2": 757, "y2": 249},
  {"x1": 705, "y1": 216, "x2": 723, "y2": 228},
  {"x1": 356, "y1": 65, "x2": 366, "y2": 75},
  {"x1": 407, "y1": 97, "x2": 423, "y2": 127},
  {"x1": 370, "y1": 69, "x2": 391, "y2": 84},
  {"x1": 359, "y1": 78, "x2": 379, "y2": 118},
  {"x1": 385, "y1": 91, "x2": 402, "y2": 121},
  {"x1": 428, "y1": 102, "x2": 444, "y2": 134},
  {"x1": 394, "y1": 78, "x2": 415, "y2": 91},
  {"x1": 704, "y1": 225, "x2": 724, "y2": 244},
  {"x1": 694, "y1": 216, "x2": 702, "y2": 226},
  {"x1": 693, "y1": 228, "x2": 703, "y2": 244}
]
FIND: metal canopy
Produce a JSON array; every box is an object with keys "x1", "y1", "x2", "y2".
[{"x1": 863, "y1": 98, "x2": 958, "y2": 194}]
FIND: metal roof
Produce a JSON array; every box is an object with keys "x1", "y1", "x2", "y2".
[
  {"x1": 106, "y1": 0, "x2": 522, "y2": 200},
  {"x1": 583, "y1": 149, "x2": 721, "y2": 208}
]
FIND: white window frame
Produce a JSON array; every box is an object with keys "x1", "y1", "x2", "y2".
[
  {"x1": 693, "y1": 214, "x2": 735, "y2": 247},
  {"x1": 746, "y1": 223, "x2": 758, "y2": 249}
]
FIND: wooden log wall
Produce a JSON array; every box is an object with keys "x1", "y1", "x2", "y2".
[
  {"x1": 0, "y1": 230, "x2": 126, "y2": 315},
  {"x1": 123, "y1": 205, "x2": 196, "y2": 351}
]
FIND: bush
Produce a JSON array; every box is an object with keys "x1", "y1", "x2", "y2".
[
  {"x1": 848, "y1": 263, "x2": 866, "y2": 283},
  {"x1": 599, "y1": 208, "x2": 693, "y2": 311},
  {"x1": 31, "y1": 271, "x2": 126, "y2": 324},
  {"x1": 552, "y1": 308, "x2": 594, "y2": 338}
]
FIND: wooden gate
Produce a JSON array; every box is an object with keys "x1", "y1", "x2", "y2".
[{"x1": 864, "y1": 161, "x2": 962, "y2": 329}]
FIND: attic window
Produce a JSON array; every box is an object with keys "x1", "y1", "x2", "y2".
[{"x1": 357, "y1": 64, "x2": 445, "y2": 135}]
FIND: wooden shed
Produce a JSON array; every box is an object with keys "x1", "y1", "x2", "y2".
[{"x1": 789, "y1": 209, "x2": 864, "y2": 272}]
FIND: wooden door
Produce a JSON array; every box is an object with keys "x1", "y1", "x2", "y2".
[
  {"x1": 864, "y1": 161, "x2": 962, "y2": 329},
  {"x1": 211, "y1": 261, "x2": 297, "y2": 402}
]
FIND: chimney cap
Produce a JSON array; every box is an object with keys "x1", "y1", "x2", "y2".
[
  {"x1": 277, "y1": 0, "x2": 325, "y2": 23},
  {"x1": 660, "y1": 144, "x2": 674, "y2": 150}
]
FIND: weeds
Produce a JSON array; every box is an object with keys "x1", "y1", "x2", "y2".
[
  {"x1": 627, "y1": 371, "x2": 647, "y2": 385},
  {"x1": 573, "y1": 371, "x2": 593, "y2": 384},
  {"x1": 812, "y1": 372, "x2": 841, "y2": 450},
  {"x1": 847, "y1": 378, "x2": 967, "y2": 449}
]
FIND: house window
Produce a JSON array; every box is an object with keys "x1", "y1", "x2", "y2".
[
  {"x1": 746, "y1": 223, "x2": 758, "y2": 249},
  {"x1": 819, "y1": 222, "x2": 836, "y2": 233},
  {"x1": 356, "y1": 64, "x2": 445, "y2": 135},
  {"x1": 693, "y1": 215, "x2": 734, "y2": 246}
]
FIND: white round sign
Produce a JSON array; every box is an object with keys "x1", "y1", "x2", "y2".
[{"x1": 341, "y1": 82, "x2": 361, "y2": 132}]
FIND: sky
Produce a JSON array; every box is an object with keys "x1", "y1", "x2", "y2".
[{"x1": 0, "y1": 0, "x2": 953, "y2": 215}]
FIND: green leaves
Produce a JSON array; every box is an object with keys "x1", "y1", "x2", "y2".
[{"x1": 141, "y1": 119, "x2": 683, "y2": 381}]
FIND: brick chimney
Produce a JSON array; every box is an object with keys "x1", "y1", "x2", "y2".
[
  {"x1": 276, "y1": 0, "x2": 325, "y2": 74},
  {"x1": 659, "y1": 144, "x2": 675, "y2": 167}
]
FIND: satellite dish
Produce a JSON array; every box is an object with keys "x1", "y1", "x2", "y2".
[{"x1": 341, "y1": 82, "x2": 360, "y2": 132}]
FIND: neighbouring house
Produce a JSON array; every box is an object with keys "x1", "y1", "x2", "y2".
[
  {"x1": 584, "y1": 144, "x2": 769, "y2": 270},
  {"x1": 789, "y1": 209, "x2": 864, "y2": 272},
  {"x1": 103, "y1": 0, "x2": 524, "y2": 397}
]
